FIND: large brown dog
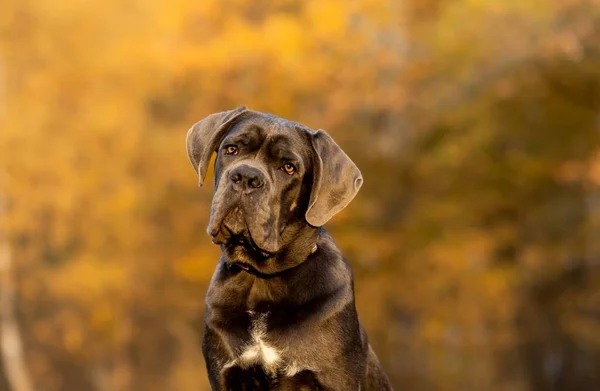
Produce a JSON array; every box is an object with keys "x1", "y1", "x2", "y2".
[{"x1": 186, "y1": 106, "x2": 392, "y2": 390}]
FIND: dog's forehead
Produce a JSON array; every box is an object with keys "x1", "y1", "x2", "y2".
[{"x1": 229, "y1": 113, "x2": 313, "y2": 150}]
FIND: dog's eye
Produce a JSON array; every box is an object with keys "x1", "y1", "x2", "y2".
[
  {"x1": 281, "y1": 163, "x2": 296, "y2": 175},
  {"x1": 224, "y1": 145, "x2": 239, "y2": 156}
]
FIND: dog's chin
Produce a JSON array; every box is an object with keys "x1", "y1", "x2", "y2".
[
  {"x1": 224, "y1": 242, "x2": 271, "y2": 268},
  {"x1": 210, "y1": 222, "x2": 275, "y2": 263},
  {"x1": 224, "y1": 233, "x2": 274, "y2": 260},
  {"x1": 209, "y1": 206, "x2": 278, "y2": 261}
]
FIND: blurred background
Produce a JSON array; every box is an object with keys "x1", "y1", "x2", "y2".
[{"x1": 1, "y1": 0, "x2": 600, "y2": 390}]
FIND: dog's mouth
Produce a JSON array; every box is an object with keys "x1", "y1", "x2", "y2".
[
  {"x1": 208, "y1": 207, "x2": 275, "y2": 259},
  {"x1": 216, "y1": 229, "x2": 274, "y2": 259}
]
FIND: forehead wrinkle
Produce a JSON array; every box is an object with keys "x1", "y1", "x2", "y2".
[
  {"x1": 222, "y1": 123, "x2": 264, "y2": 146},
  {"x1": 265, "y1": 135, "x2": 303, "y2": 163}
]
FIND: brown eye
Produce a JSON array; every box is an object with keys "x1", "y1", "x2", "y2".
[
  {"x1": 224, "y1": 145, "x2": 238, "y2": 155},
  {"x1": 281, "y1": 163, "x2": 296, "y2": 175}
]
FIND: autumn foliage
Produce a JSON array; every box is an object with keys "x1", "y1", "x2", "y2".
[{"x1": 1, "y1": 1, "x2": 600, "y2": 390}]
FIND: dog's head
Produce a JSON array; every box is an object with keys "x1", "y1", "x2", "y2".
[{"x1": 186, "y1": 106, "x2": 362, "y2": 272}]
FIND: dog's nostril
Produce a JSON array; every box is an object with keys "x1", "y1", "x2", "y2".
[
  {"x1": 230, "y1": 172, "x2": 242, "y2": 184},
  {"x1": 229, "y1": 166, "x2": 264, "y2": 191},
  {"x1": 248, "y1": 177, "x2": 263, "y2": 189}
]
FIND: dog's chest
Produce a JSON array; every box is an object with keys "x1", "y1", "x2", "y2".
[
  {"x1": 241, "y1": 312, "x2": 283, "y2": 370},
  {"x1": 242, "y1": 312, "x2": 279, "y2": 364},
  {"x1": 227, "y1": 311, "x2": 300, "y2": 377}
]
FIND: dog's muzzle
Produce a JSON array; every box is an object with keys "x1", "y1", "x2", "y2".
[{"x1": 228, "y1": 164, "x2": 266, "y2": 195}]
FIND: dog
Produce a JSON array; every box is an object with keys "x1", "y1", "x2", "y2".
[{"x1": 186, "y1": 106, "x2": 392, "y2": 390}]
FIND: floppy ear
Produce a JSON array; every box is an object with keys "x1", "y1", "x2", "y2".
[
  {"x1": 305, "y1": 129, "x2": 363, "y2": 227},
  {"x1": 186, "y1": 106, "x2": 248, "y2": 186}
]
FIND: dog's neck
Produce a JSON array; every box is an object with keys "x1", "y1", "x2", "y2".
[
  {"x1": 278, "y1": 222, "x2": 320, "y2": 264},
  {"x1": 225, "y1": 224, "x2": 320, "y2": 277}
]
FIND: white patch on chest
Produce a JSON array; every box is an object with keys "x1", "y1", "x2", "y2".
[
  {"x1": 238, "y1": 311, "x2": 282, "y2": 374},
  {"x1": 283, "y1": 361, "x2": 301, "y2": 377}
]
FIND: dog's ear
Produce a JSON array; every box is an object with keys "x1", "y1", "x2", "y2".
[
  {"x1": 305, "y1": 129, "x2": 363, "y2": 227},
  {"x1": 186, "y1": 106, "x2": 248, "y2": 186}
]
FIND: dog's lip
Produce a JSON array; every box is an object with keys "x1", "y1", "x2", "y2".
[
  {"x1": 226, "y1": 261, "x2": 251, "y2": 271},
  {"x1": 211, "y1": 226, "x2": 274, "y2": 258},
  {"x1": 209, "y1": 216, "x2": 229, "y2": 237},
  {"x1": 209, "y1": 225, "x2": 221, "y2": 237},
  {"x1": 242, "y1": 235, "x2": 274, "y2": 258},
  {"x1": 236, "y1": 235, "x2": 274, "y2": 258}
]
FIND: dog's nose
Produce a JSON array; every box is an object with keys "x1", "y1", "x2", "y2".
[{"x1": 229, "y1": 165, "x2": 264, "y2": 192}]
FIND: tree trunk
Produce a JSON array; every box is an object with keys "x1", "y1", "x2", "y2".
[
  {"x1": 0, "y1": 191, "x2": 34, "y2": 391},
  {"x1": 0, "y1": 51, "x2": 34, "y2": 391}
]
